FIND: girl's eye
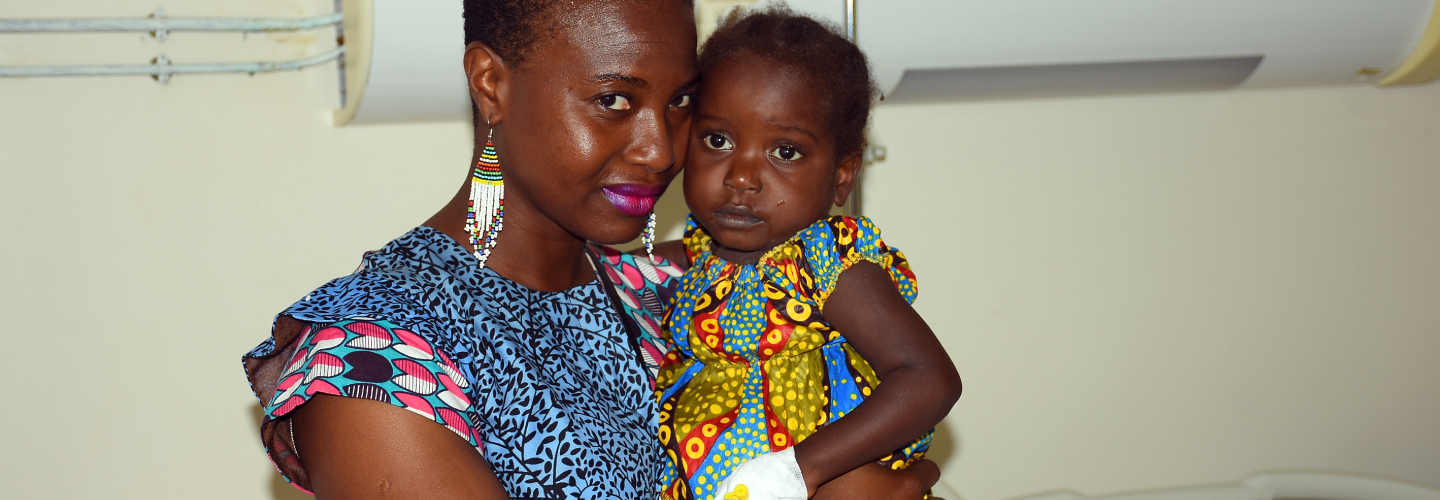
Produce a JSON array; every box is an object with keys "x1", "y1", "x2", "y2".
[
  {"x1": 770, "y1": 145, "x2": 804, "y2": 161},
  {"x1": 671, "y1": 94, "x2": 692, "y2": 108},
  {"x1": 703, "y1": 133, "x2": 733, "y2": 151},
  {"x1": 600, "y1": 94, "x2": 632, "y2": 111}
]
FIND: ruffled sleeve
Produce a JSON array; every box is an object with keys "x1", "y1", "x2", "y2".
[
  {"x1": 802, "y1": 215, "x2": 919, "y2": 308},
  {"x1": 244, "y1": 317, "x2": 482, "y2": 493}
]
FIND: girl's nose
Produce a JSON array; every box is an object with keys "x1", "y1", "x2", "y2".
[{"x1": 723, "y1": 157, "x2": 761, "y2": 193}]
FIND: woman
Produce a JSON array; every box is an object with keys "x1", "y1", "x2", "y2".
[{"x1": 242, "y1": 0, "x2": 943, "y2": 498}]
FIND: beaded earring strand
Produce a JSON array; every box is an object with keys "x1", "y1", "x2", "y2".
[
  {"x1": 466, "y1": 128, "x2": 505, "y2": 267},
  {"x1": 642, "y1": 212, "x2": 658, "y2": 264}
]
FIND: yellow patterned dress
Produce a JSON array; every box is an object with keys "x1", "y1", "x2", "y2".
[{"x1": 656, "y1": 215, "x2": 931, "y2": 500}]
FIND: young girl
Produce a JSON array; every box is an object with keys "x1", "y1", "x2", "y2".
[{"x1": 651, "y1": 6, "x2": 962, "y2": 500}]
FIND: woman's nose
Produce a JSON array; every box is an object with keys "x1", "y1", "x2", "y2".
[{"x1": 623, "y1": 108, "x2": 676, "y2": 174}]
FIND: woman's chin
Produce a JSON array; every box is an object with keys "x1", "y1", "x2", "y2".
[{"x1": 582, "y1": 221, "x2": 647, "y2": 246}]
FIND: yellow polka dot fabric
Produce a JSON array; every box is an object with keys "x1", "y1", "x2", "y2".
[{"x1": 654, "y1": 216, "x2": 931, "y2": 500}]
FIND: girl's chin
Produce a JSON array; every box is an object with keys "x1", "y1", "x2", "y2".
[{"x1": 708, "y1": 234, "x2": 770, "y2": 255}]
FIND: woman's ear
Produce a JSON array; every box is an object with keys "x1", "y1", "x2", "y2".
[
  {"x1": 832, "y1": 150, "x2": 864, "y2": 207},
  {"x1": 464, "y1": 41, "x2": 510, "y2": 126}
]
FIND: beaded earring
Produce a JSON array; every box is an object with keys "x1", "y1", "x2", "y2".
[
  {"x1": 642, "y1": 212, "x2": 658, "y2": 264},
  {"x1": 466, "y1": 127, "x2": 505, "y2": 267}
]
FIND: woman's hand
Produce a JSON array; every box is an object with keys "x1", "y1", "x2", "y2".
[{"x1": 812, "y1": 460, "x2": 943, "y2": 500}]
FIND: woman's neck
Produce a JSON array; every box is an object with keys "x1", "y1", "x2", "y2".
[{"x1": 423, "y1": 161, "x2": 596, "y2": 293}]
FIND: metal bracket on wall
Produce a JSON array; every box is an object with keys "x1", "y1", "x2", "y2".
[{"x1": 0, "y1": 7, "x2": 344, "y2": 83}]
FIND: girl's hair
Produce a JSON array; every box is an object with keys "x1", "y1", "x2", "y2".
[
  {"x1": 463, "y1": 0, "x2": 695, "y2": 69},
  {"x1": 699, "y1": 3, "x2": 880, "y2": 158}
]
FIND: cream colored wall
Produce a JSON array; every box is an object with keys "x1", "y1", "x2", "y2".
[
  {"x1": 0, "y1": 2, "x2": 469, "y2": 498},
  {"x1": 2, "y1": 1, "x2": 1438, "y2": 498},
  {"x1": 862, "y1": 85, "x2": 1440, "y2": 500}
]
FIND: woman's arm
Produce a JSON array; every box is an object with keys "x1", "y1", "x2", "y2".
[
  {"x1": 292, "y1": 394, "x2": 511, "y2": 500},
  {"x1": 793, "y1": 261, "x2": 963, "y2": 496}
]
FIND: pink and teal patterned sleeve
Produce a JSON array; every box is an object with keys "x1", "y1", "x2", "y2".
[
  {"x1": 264, "y1": 318, "x2": 483, "y2": 458},
  {"x1": 592, "y1": 246, "x2": 686, "y2": 385}
]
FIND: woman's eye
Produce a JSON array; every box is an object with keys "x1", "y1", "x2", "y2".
[
  {"x1": 599, "y1": 94, "x2": 632, "y2": 111},
  {"x1": 671, "y1": 94, "x2": 692, "y2": 108},
  {"x1": 703, "y1": 133, "x2": 732, "y2": 151},
  {"x1": 770, "y1": 145, "x2": 804, "y2": 161}
]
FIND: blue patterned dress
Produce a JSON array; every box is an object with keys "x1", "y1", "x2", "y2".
[{"x1": 243, "y1": 226, "x2": 683, "y2": 500}]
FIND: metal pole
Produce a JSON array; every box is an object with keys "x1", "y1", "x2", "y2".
[
  {"x1": 0, "y1": 13, "x2": 343, "y2": 33},
  {"x1": 844, "y1": 0, "x2": 863, "y2": 217},
  {"x1": 846, "y1": 0, "x2": 856, "y2": 41},
  {"x1": 0, "y1": 46, "x2": 344, "y2": 81}
]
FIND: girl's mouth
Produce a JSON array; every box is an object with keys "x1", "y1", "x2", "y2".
[
  {"x1": 602, "y1": 184, "x2": 664, "y2": 217},
  {"x1": 711, "y1": 204, "x2": 763, "y2": 229}
]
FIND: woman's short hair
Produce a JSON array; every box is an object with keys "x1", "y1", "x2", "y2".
[
  {"x1": 462, "y1": 0, "x2": 695, "y2": 128},
  {"x1": 464, "y1": 0, "x2": 696, "y2": 69},
  {"x1": 699, "y1": 4, "x2": 880, "y2": 158}
]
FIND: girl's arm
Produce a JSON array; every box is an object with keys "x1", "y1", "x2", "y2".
[
  {"x1": 793, "y1": 261, "x2": 963, "y2": 496},
  {"x1": 291, "y1": 394, "x2": 511, "y2": 499}
]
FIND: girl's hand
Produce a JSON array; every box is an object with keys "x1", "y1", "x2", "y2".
[
  {"x1": 812, "y1": 460, "x2": 943, "y2": 500},
  {"x1": 714, "y1": 447, "x2": 808, "y2": 500}
]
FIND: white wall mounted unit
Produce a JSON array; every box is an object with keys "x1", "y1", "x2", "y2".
[
  {"x1": 334, "y1": 0, "x2": 468, "y2": 125},
  {"x1": 884, "y1": 56, "x2": 1264, "y2": 103},
  {"x1": 333, "y1": 0, "x2": 1440, "y2": 124},
  {"x1": 858, "y1": 0, "x2": 1439, "y2": 104}
]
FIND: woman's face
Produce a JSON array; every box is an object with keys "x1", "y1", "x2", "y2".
[
  {"x1": 491, "y1": 1, "x2": 699, "y2": 245},
  {"x1": 684, "y1": 56, "x2": 847, "y2": 255}
]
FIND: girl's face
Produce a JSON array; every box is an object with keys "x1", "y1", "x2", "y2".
[
  {"x1": 684, "y1": 55, "x2": 860, "y2": 256},
  {"x1": 485, "y1": 1, "x2": 699, "y2": 245}
]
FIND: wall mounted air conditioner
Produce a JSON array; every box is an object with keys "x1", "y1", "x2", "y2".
[
  {"x1": 846, "y1": 0, "x2": 1439, "y2": 104},
  {"x1": 333, "y1": 0, "x2": 1440, "y2": 124}
]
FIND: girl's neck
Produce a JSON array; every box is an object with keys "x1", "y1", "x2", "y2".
[{"x1": 709, "y1": 241, "x2": 772, "y2": 266}]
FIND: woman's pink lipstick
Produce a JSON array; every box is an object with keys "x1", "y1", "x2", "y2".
[{"x1": 602, "y1": 184, "x2": 664, "y2": 217}]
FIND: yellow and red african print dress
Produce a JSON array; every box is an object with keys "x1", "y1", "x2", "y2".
[{"x1": 656, "y1": 215, "x2": 931, "y2": 500}]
